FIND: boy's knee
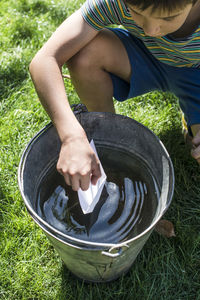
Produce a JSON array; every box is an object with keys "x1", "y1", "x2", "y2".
[
  {"x1": 67, "y1": 30, "x2": 108, "y2": 73},
  {"x1": 67, "y1": 48, "x2": 91, "y2": 73},
  {"x1": 67, "y1": 36, "x2": 101, "y2": 73}
]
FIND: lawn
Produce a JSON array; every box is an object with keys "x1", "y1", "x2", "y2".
[{"x1": 0, "y1": 0, "x2": 200, "y2": 299}]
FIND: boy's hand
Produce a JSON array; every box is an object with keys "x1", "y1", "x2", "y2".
[
  {"x1": 191, "y1": 124, "x2": 200, "y2": 164},
  {"x1": 57, "y1": 136, "x2": 101, "y2": 191}
]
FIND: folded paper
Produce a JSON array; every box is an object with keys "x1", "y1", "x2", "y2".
[{"x1": 78, "y1": 140, "x2": 107, "y2": 214}]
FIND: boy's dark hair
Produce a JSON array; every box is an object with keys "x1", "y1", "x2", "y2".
[{"x1": 125, "y1": 0, "x2": 198, "y2": 13}]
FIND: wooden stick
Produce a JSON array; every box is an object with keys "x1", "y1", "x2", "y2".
[{"x1": 62, "y1": 74, "x2": 71, "y2": 79}]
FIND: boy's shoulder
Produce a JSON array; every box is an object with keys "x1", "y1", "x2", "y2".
[
  {"x1": 81, "y1": 0, "x2": 128, "y2": 29},
  {"x1": 84, "y1": 0, "x2": 124, "y2": 5}
]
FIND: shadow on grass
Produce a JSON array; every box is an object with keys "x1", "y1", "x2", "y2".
[
  {"x1": 59, "y1": 261, "x2": 135, "y2": 300},
  {"x1": 0, "y1": 61, "x2": 29, "y2": 102}
]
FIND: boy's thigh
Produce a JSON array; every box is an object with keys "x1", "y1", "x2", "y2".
[
  {"x1": 108, "y1": 28, "x2": 168, "y2": 102},
  {"x1": 97, "y1": 29, "x2": 132, "y2": 82},
  {"x1": 68, "y1": 28, "x2": 131, "y2": 83}
]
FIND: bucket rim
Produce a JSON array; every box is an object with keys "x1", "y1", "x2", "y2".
[{"x1": 18, "y1": 119, "x2": 175, "y2": 249}]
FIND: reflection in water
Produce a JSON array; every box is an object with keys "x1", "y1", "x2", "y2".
[{"x1": 37, "y1": 167, "x2": 159, "y2": 243}]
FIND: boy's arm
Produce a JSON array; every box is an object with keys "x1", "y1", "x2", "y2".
[{"x1": 29, "y1": 9, "x2": 101, "y2": 191}]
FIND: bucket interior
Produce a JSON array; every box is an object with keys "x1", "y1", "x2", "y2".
[
  {"x1": 36, "y1": 145, "x2": 160, "y2": 244},
  {"x1": 19, "y1": 112, "x2": 174, "y2": 247}
]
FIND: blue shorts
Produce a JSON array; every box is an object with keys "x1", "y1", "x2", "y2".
[{"x1": 109, "y1": 28, "x2": 200, "y2": 128}]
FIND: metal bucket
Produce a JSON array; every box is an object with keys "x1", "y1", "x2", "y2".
[{"x1": 18, "y1": 110, "x2": 174, "y2": 282}]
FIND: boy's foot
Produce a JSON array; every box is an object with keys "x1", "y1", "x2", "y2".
[{"x1": 182, "y1": 118, "x2": 200, "y2": 164}]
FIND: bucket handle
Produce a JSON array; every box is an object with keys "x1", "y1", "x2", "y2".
[{"x1": 101, "y1": 244, "x2": 129, "y2": 258}]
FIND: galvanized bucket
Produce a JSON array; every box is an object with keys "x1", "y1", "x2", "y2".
[{"x1": 18, "y1": 110, "x2": 174, "y2": 282}]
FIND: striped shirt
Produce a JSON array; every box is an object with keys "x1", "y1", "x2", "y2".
[{"x1": 81, "y1": 0, "x2": 200, "y2": 68}]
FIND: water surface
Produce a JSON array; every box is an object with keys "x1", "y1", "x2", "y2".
[{"x1": 37, "y1": 147, "x2": 159, "y2": 243}]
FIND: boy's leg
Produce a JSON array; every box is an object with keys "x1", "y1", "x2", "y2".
[
  {"x1": 167, "y1": 66, "x2": 200, "y2": 163},
  {"x1": 67, "y1": 29, "x2": 131, "y2": 113}
]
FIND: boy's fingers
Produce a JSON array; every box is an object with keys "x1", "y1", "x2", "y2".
[
  {"x1": 192, "y1": 134, "x2": 200, "y2": 147},
  {"x1": 80, "y1": 173, "x2": 92, "y2": 191},
  {"x1": 63, "y1": 174, "x2": 71, "y2": 187},
  {"x1": 71, "y1": 175, "x2": 82, "y2": 191},
  {"x1": 91, "y1": 163, "x2": 102, "y2": 185},
  {"x1": 191, "y1": 145, "x2": 200, "y2": 162},
  {"x1": 195, "y1": 157, "x2": 200, "y2": 164},
  {"x1": 190, "y1": 127, "x2": 200, "y2": 164}
]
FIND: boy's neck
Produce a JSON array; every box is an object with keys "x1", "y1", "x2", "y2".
[{"x1": 170, "y1": 0, "x2": 200, "y2": 38}]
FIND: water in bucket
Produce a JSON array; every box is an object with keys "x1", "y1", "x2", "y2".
[{"x1": 37, "y1": 146, "x2": 160, "y2": 244}]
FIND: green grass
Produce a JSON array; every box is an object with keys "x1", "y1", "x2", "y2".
[{"x1": 1, "y1": 0, "x2": 200, "y2": 299}]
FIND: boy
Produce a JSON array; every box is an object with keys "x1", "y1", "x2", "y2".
[{"x1": 29, "y1": 0, "x2": 200, "y2": 192}]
